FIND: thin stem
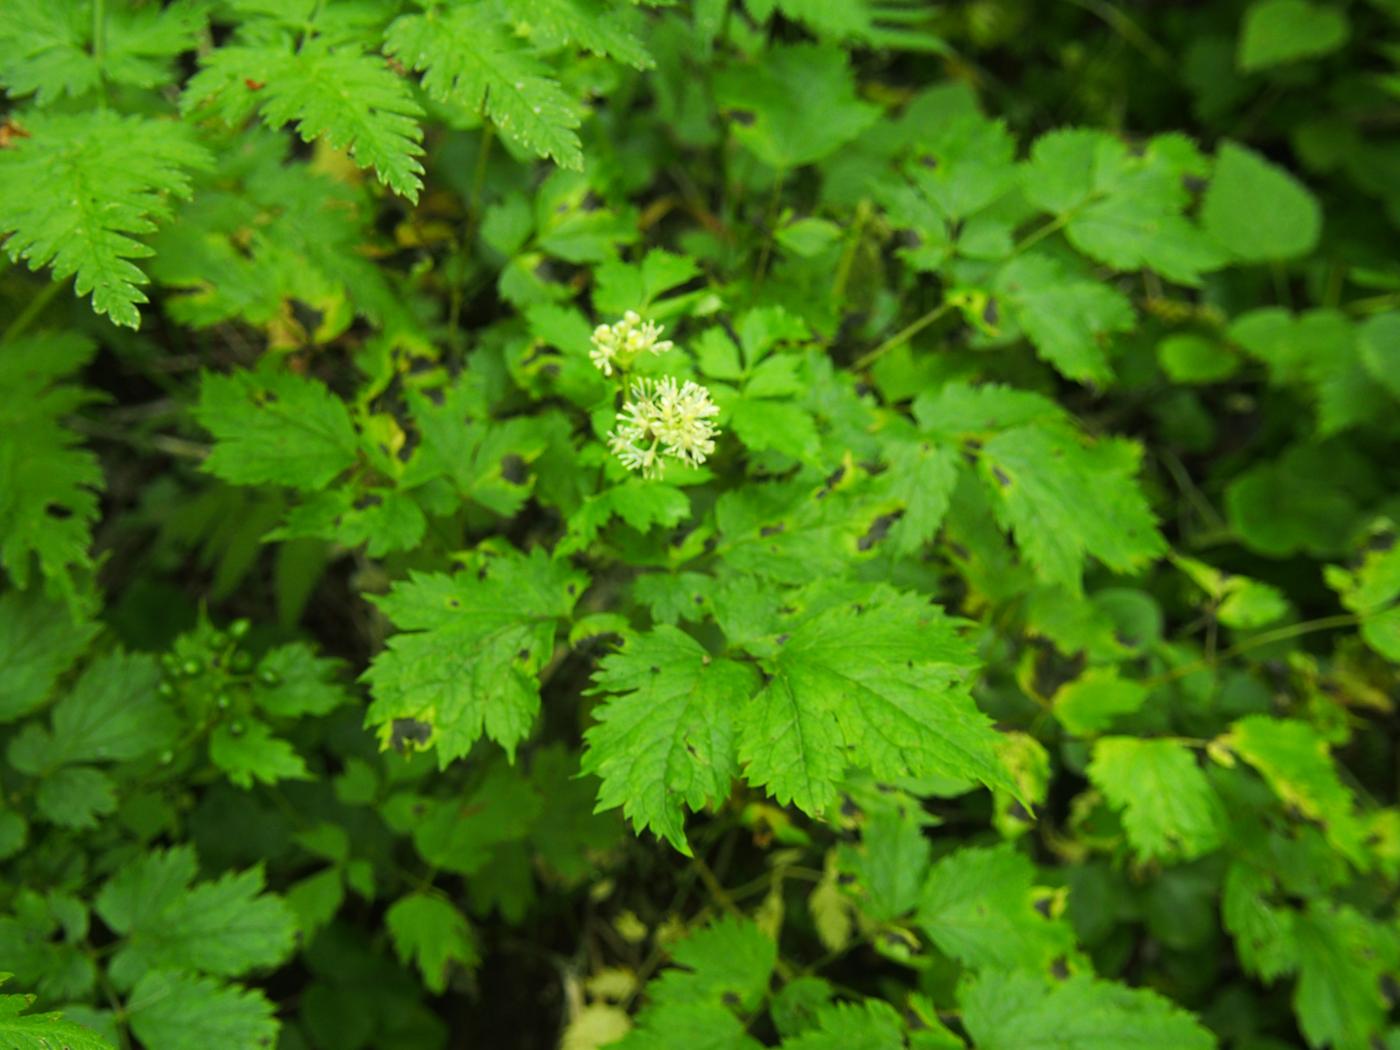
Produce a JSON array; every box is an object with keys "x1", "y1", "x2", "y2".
[
  {"x1": 1012, "y1": 212, "x2": 1071, "y2": 256},
  {"x1": 2, "y1": 278, "x2": 65, "y2": 344},
  {"x1": 752, "y1": 172, "x2": 786, "y2": 289},
  {"x1": 1064, "y1": 0, "x2": 1172, "y2": 70},
  {"x1": 1144, "y1": 612, "x2": 1363, "y2": 688},
  {"x1": 831, "y1": 198, "x2": 871, "y2": 310},
  {"x1": 852, "y1": 300, "x2": 954, "y2": 371}
]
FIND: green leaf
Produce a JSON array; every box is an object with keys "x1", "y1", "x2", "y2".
[
  {"x1": 877, "y1": 436, "x2": 960, "y2": 555},
  {"x1": 96, "y1": 846, "x2": 296, "y2": 987},
  {"x1": 1222, "y1": 863, "x2": 1297, "y2": 980},
  {"x1": 1359, "y1": 313, "x2": 1400, "y2": 400},
  {"x1": 0, "y1": 112, "x2": 211, "y2": 328},
  {"x1": 960, "y1": 971, "x2": 1216, "y2": 1050},
  {"x1": 904, "y1": 111, "x2": 1019, "y2": 221},
  {"x1": 0, "y1": 334, "x2": 102, "y2": 592},
  {"x1": 1292, "y1": 903, "x2": 1397, "y2": 1050},
  {"x1": 385, "y1": 6, "x2": 582, "y2": 170},
  {"x1": 1157, "y1": 332, "x2": 1239, "y2": 384},
  {"x1": 714, "y1": 44, "x2": 879, "y2": 170},
  {"x1": 840, "y1": 810, "x2": 931, "y2": 922},
  {"x1": 127, "y1": 971, "x2": 278, "y2": 1050},
  {"x1": 6, "y1": 651, "x2": 173, "y2": 772},
  {"x1": 1225, "y1": 716, "x2": 1369, "y2": 866},
  {"x1": 252, "y1": 644, "x2": 350, "y2": 718},
  {"x1": 994, "y1": 253, "x2": 1135, "y2": 385},
  {"x1": 386, "y1": 893, "x2": 479, "y2": 994},
  {"x1": 1202, "y1": 142, "x2": 1321, "y2": 262},
  {"x1": 209, "y1": 719, "x2": 310, "y2": 789},
  {"x1": 918, "y1": 844, "x2": 1074, "y2": 971},
  {"x1": 185, "y1": 40, "x2": 424, "y2": 199},
  {"x1": 614, "y1": 1002, "x2": 763, "y2": 1050},
  {"x1": 648, "y1": 917, "x2": 776, "y2": 1012},
  {"x1": 363, "y1": 548, "x2": 587, "y2": 764},
  {"x1": 34, "y1": 766, "x2": 115, "y2": 829},
  {"x1": 583, "y1": 627, "x2": 759, "y2": 854},
  {"x1": 978, "y1": 425, "x2": 1164, "y2": 591},
  {"x1": 196, "y1": 368, "x2": 359, "y2": 492},
  {"x1": 1051, "y1": 669, "x2": 1149, "y2": 735},
  {"x1": 1088, "y1": 738, "x2": 1224, "y2": 861},
  {"x1": 504, "y1": 0, "x2": 653, "y2": 70},
  {"x1": 0, "y1": 980, "x2": 114, "y2": 1050},
  {"x1": 1238, "y1": 0, "x2": 1349, "y2": 71},
  {"x1": 738, "y1": 589, "x2": 1012, "y2": 815},
  {"x1": 779, "y1": 1000, "x2": 905, "y2": 1050},
  {"x1": 0, "y1": 588, "x2": 97, "y2": 723},
  {"x1": 0, "y1": 0, "x2": 203, "y2": 103}
]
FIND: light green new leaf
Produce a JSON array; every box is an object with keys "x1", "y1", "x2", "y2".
[
  {"x1": 386, "y1": 893, "x2": 479, "y2": 994},
  {"x1": 1202, "y1": 142, "x2": 1321, "y2": 262},
  {"x1": 738, "y1": 590, "x2": 1012, "y2": 815},
  {"x1": 127, "y1": 972, "x2": 278, "y2": 1050},
  {"x1": 1052, "y1": 669, "x2": 1149, "y2": 735},
  {"x1": 1238, "y1": 0, "x2": 1349, "y2": 71},
  {"x1": 0, "y1": 981, "x2": 113, "y2": 1050},
  {"x1": 196, "y1": 369, "x2": 359, "y2": 492},
  {"x1": 1225, "y1": 716, "x2": 1369, "y2": 866},
  {"x1": 780, "y1": 1000, "x2": 905, "y2": 1050},
  {"x1": 1088, "y1": 738, "x2": 1224, "y2": 861},
  {"x1": 0, "y1": 334, "x2": 102, "y2": 593},
  {"x1": 0, "y1": 588, "x2": 98, "y2": 723},
  {"x1": 995, "y1": 253, "x2": 1135, "y2": 385},
  {"x1": 877, "y1": 437, "x2": 960, "y2": 555},
  {"x1": 386, "y1": 6, "x2": 582, "y2": 169},
  {"x1": 363, "y1": 549, "x2": 587, "y2": 764},
  {"x1": 613, "y1": 1001, "x2": 762, "y2": 1050},
  {"x1": 96, "y1": 847, "x2": 296, "y2": 988},
  {"x1": 918, "y1": 844, "x2": 1074, "y2": 972},
  {"x1": 0, "y1": 112, "x2": 211, "y2": 328},
  {"x1": 960, "y1": 970, "x2": 1216, "y2": 1050},
  {"x1": 185, "y1": 41, "x2": 424, "y2": 199},
  {"x1": 583, "y1": 627, "x2": 759, "y2": 854}
]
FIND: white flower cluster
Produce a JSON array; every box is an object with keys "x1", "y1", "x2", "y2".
[
  {"x1": 589, "y1": 310, "x2": 673, "y2": 376},
  {"x1": 608, "y1": 376, "x2": 720, "y2": 479}
]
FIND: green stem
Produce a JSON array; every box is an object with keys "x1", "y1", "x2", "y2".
[
  {"x1": 852, "y1": 300, "x2": 954, "y2": 371},
  {"x1": 1144, "y1": 612, "x2": 1363, "y2": 688},
  {"x1": 2, "y1": 278, "x2": 66, "y2": 344},
  {"x1": 1012, "y1": 212, "x2": 1071, "y2": 256},
  {"x1": 831, "y1": 198, "x2": 871, "y2": 309},
  {"x1": 752, "y1": 172, "x2": 786, "y2": 289},
  {"x1": 92, "y1": 0, "x2": 107, "y2": 103}
]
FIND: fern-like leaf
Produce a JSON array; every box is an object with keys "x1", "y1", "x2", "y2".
[
  {"x1": 0, "y1": 111, "x2": 211, "y2": 328},
  {"x1": 386, "y1": 5, "x2": 583, "y2": 170},
  {"x1": 184, "y1": 40, "x2": 425, "y2": 200}
]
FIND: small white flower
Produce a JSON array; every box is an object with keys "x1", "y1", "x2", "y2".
[
  {"x1": 589, "y1": 310, "x2": 674, "y2": 376},
  {"x1": 608, "y1": 376, "x2": 720, "y2": 478}
]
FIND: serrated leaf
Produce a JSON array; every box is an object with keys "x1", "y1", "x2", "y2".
[
  {"x1": 779, "y1": 1000, "x2": 905, "y2": 1050},
  {"x1": 209, "y1": 719, "x2": 310, "y2": 789},
  {"x1": 0, "y1": 112, "x2": 211, "y2": 327},
  {"x1": 877, "y1": 436, "x2": 959, "y2": 555},
  {"x1": 0, "y1": 981, "x2": 113, "y2": 1050},
  {"x1": 649, "y1": 917, "x2": 776, "y2": 1012},
  {"x1": 253, "y1": 643, "x2": 350, "y2": 718},
  {"x1": 918, "y1": 844, "x2": 1074, "y2": 971},
  {"x1": 386, "y1": 893, "x2": 479, "y2": 994},
  {"x1": 504, "y1": 0, "x2": 654, "y2": 70},
  {"x1": 385, "y1": 6, "x2": 582, "y2": 169},
  {"x1": 714, "y1": 44, "x2": 878, "y2": 170},
  {"x1": 737, "y1": 589, "x2": 1013, "y2": 815},
  {"x1": 840, "y1": 810, "x2": 930, "y2": 921},
  {"x1": 363, "y1": 549, "x2": 587, "y2": 764},
  {"x1": 1225, "y1": 716, "x2": 1369, "y2": 866},
  {"x1": 1222, "y1": 863, "x2": 1297, "y2": 980},
  {"x1": 196, "y1": 368, "x2": 359, "y2": 492},
  {"x1": 960, "y1": 971, "x2": 1216, "y2": 1050},
  {"x1": 34, "y1": 766, "x2": 115, "y2": 829},
  {"x1": 1292, "y1": 903, "x2": 1397, "y2": 1050},
  {"x1": 583, "y1": 627, "x2": 759, "y2": 854},
  {"x1": 978, "y1": 425, "x2": 1164, "y2": 591},
  {"x1": 185, "y1": 40, "x2": 424, "y2": 198},
  {"x1": 96, "y1": 847, "x2": 296, "y2": 987},
  {"x1": 1202, "y1": 142, "x2": 1321, "y2": 262},
  {"x1": 0, "y1": 333, "x2": 102, "y2": 592},
  {"x1": 1051, "y1": 669, "x2": 1148, "y2": 736},
  {"x1": 127, "y1": 971, "x2": 278, "y2": 1050},
  {"x1": 0, "y1": 588, "x2": 97, "y2": 723},
  {"x1": 1088, "y1": 738, "x2": 1224, "y2": 861},
  {"x1": 7, "y1": 651, "x2": 174, "y2": 772},
  {"x1": 994, "y1": 253, "x2": 1135, "y2": 385}
]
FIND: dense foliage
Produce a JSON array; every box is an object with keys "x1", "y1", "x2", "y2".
[{"x1": 2, "y1": 1, "x2": 1399, "y2": 1047}]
